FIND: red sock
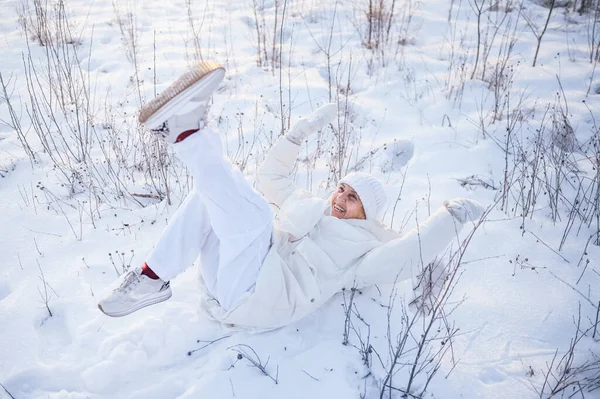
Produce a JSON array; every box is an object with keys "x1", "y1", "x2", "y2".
[
  {"x1": 141, "y1": 262, "x2": 160, "y2": 280},
  {"x1": 175, "y1": 129, "x2": 199, "y2": 143}
]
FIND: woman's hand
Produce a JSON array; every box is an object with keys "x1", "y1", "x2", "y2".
[
  {"x1": 443, "y1": 198, "x2": 485, "y2": 224},
  {"x1": 285, "y1": 103, "x2": 338, "y2": 145}
]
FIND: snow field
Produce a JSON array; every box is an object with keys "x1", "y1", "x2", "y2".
[{"x1": 1, "y1": 0, "x2": 600, "y2": 397}]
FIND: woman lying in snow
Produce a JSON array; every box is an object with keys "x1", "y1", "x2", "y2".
[{"x1": 98, "y1": 61, "x2": 484, "y2": 329}]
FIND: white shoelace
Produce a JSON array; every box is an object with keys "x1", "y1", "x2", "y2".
[{"x1": 115, "y1": 271, "x2": 140, "y2": 293}]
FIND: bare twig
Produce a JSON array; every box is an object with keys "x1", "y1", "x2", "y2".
[
  {"x1": 0, "y1": 382, "x2": 16, "y2": 399},
  {"x1": 229, "y1": 344, "x2": 279, "y2": 384},
  {"x1": 593, "y1": 301, "x2": 600, "y2": 340},
  {"x1": 342, "y1": 285, "x2": 358, "y2": 346},
  {"x1": 187, "y1": 335, "x2": 232, "y2": 356},
  {"x1": 521, "y1": 0, "x2": 557, "y2": 67},
  {"x1": 37, "y1": 260, "x2": 53, "y2": 318},
  {"x1": 301, "y1": 369, "x2": 320, "y2": 382}
]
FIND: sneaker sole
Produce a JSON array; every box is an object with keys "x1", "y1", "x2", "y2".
[
  {"x1": 98, "y1": 289, "x2": 173, "y2": 318},
  {"x1": 138, "y1": 61, "x2": 225, "y2": 129}
]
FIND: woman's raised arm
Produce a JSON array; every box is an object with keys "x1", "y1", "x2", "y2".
[
  {"x1": 257, "y1": 103, "x2": 337, "y2": 209},
  {"x1": 257, "y1": 136, "x2": 303, "y2": 209},
  {"x1": 354, "y1": 198, "x2": 484, "y2": 287}
]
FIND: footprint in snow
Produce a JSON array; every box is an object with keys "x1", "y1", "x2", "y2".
[
  {"x1": 378, "y1": 140, "x2": 415, "y2": 173},
  {"x1": 478, "y1": 367, "x2": 507, "y2": 384}
]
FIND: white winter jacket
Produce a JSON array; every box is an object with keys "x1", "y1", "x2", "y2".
[{"x1": 203, "y1": 137, "x2": 464, "y2": 329}]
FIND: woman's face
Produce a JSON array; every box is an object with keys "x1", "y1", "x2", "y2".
[{"x1": 330, "y1": 183, "x2": 366, "y2": 220}]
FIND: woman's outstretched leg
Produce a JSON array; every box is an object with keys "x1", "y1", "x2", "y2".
[
  {"x1": 98, "y1": 190, "x2": 213, "y2": 317},
  {"x1": 98, "y1": 61, "x2": 272, "y2": 317},
  {"x1": 145, "y1": 191, "x2": 214, "y2": 281},
  {"x1": 172, "y1": 127, "x2": 273, "y2": 310}
]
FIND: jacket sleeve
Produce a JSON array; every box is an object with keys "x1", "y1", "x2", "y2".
[
  {"x1": 354, "y1": 207, "x2": 463, "y2": 286},
  {"x1": 257, "y1": 136, "x2": 302, "y2": 209}
]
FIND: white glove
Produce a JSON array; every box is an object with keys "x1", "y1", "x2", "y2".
[
  {"x1": 443, "y1": 198, "x2": 485, "y2": 224},
  {"x1": 285, "y1": 103, "x2": 337, "y2": 145}
]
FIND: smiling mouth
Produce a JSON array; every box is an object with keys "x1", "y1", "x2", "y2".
[{"x1": 333, "y1": 204, "x2": 345, "y2": 213}]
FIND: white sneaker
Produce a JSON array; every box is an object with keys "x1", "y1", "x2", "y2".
[
  {"x1": 98, "y1": 268, "x2": 172, "y2": 317},
  {"x1": 139, "y1": 61, "x2": 226, "y2": 143}
]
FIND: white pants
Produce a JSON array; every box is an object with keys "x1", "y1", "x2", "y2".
[{"x1": 146, "y1": 128, "x2": 273, "y2": 310}]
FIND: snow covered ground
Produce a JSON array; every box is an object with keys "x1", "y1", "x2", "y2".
[{"x1": 1, "y1": 0, "x2": 600, "y2": 398}]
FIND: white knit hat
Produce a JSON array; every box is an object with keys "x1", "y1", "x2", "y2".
[{"x1": 338, "y1": 172, "x2": 387, "y2": 220}]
